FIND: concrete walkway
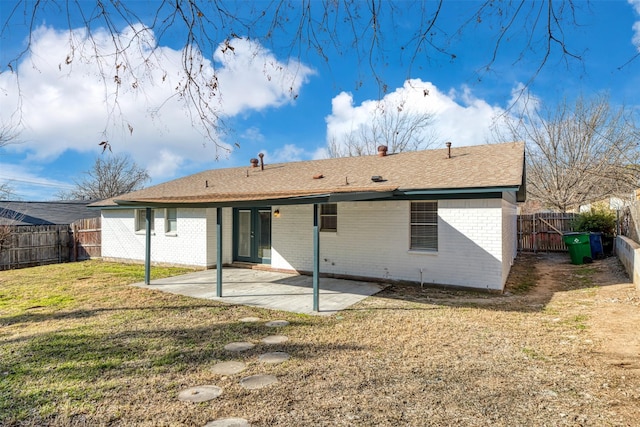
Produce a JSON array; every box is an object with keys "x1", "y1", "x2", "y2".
[{"x1": 132, "y1": 268, "x2": 386, "y2": 315}]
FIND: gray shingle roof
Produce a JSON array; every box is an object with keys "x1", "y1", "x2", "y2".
[
  {"x1": 0, "y1": 200, "x2": 100, "y2": 225},
  {"x1": 92, "y1": 142, "x2": 525, "y2": 207}
]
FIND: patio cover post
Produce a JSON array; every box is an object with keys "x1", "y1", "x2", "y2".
[
  {"x1": 144, "y1": 207, "x2": 151, "y2": 285},
  {"x1": 313, "y1": 203, "x2": 319, "y2": 312},
  {"x1": 216, "y1": 207, "x2": 223, "y2": 297}
]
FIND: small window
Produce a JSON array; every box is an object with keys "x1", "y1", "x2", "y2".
[
  {"x1": 320, "y1": 203, "x2": 337, "y2": 232},
  {"x1": 410, "y1": 202, "x2": 438, "y2": 251},
  {"x1": 165, "y1": 208, "x2": 177, "y2": 234},
  {"x1": 135, "y1": 209, "x2": 155, "y2": 233}
]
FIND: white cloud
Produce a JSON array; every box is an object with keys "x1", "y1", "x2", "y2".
[
  {"x1": 214, "y1": 39, "x2": 314, "y2": 115},
  {"x1": 240, "y1": 126, "x2": 265, "y2": 143},
  {"x1": 325, "y1": 79, "x2": 509, "y2": 154},
  {"x1": 630, "y1": 0, "x2": 640, "y2": 50},
  {"x1": 259, "y1": 143, "x2": 308, "y2": 164},
  {"x1": 0, "y1": 162, "x2": 74, "y2": 200},
  {"x1": 0, "y1": 25, "x2": 314, "y2": 182}
]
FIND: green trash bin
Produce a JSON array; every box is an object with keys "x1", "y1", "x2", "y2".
[{"x1": 562, "y1": 232, "x2": 592, "y2": 265}]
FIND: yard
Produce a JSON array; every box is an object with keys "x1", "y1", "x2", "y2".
[{"x1": 0, "y1": 255, "x2": 639, "y2": 426}]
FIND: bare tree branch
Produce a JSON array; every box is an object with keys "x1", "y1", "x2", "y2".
[
  {"x1": 1, "y1": 1, "x2": 613, "y2": 155},
  {"x1": 57, "y1": 153, "x2": 150, "y2": 200},
  {"x1": 499, "y1": 94, "x2": 640, "y2": 212},
  {"x1": 328, "y1": 97, "x2": 436, "y2": 157}
]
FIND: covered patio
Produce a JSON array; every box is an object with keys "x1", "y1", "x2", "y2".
[{"x1": 132, "y1": 267, "x2": 387, "y2": 315}]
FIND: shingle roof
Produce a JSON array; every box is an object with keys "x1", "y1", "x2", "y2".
[
  {"x1": 92, "y1": 142, "x2": 525, "y2": 207},
  {"x1": 0, "y1": 200, "x2": 100, "y2": 225}
]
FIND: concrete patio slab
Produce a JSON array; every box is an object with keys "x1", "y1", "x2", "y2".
[{"x1": 132, "y1": 268, "x2": 386, "y2": 315}]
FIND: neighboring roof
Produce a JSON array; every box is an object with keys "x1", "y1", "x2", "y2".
[
  {"x1": 92, "y1": 142, "x2": 526, "y2": 208},
  {"x1": 0, "y1": 200, "x2": 100, "y2": 226}
]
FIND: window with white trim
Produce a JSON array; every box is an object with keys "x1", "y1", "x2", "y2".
[
  {"x1": 320, "y1": 203, "x2": 337, "y2": 232},
  {"x1": 135, "y1": 209, "x2": 155, "y2": 233},
  {"x1": 410, "y1": 201, "x2": 438, "y2": 250},
  {"x1": 165, "y1": 208, "x2": 177, "y2": 234}
]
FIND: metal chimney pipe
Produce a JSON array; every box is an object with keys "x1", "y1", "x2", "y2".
[
  {"x1": 445, "y1": 141, "x2": 452, "y2": 158},
  {"x1": 258, "y1": 153, "x2": 264, "y2": 171}
]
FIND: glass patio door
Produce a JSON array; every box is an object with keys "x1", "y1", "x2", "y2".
[{"x1": 234, "y1": 208, "x2": 271, "y2": 264}]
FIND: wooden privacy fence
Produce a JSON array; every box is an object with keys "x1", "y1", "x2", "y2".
[
  {"x1": 72, "y1": 217, "x2": 101, "y2": 260},
  {"x1": 0, "y1": 217, "x2": 101, "y2": 270},
  {"x1": 518, "y1": 213, "x2": 577, "y2": 252}
]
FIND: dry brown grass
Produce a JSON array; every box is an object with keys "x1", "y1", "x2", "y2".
[{"x1": 1, "y1": 256, "x2": 639, "y2": 426}]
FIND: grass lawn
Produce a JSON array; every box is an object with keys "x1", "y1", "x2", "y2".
[{"x1": 0, "y1": 257, "x2": 638, "y2": 426}]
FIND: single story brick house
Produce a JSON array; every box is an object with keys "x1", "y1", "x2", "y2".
[{"x1": 92, "y1": 141, "x2": 525, "y2": 293}]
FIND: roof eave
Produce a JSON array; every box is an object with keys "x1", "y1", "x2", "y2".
[{"x1": 107, "y1": 186, "x2": 522, "y2": 209}]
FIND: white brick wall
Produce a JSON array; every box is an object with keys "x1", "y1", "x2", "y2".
[
  {"x1": 102, "y1": 207, "x2": 212, "y2": 267},
  {"x1": 501, "y1": 192, "x2": 518, "y2": 287},
  {"x1": 271, "y1": 198, "x2": 507, "y2": 290},
  {"x1": 204, "y1": 207, "x2": 234, "y2": 266},
  {"x1": 103, "y1": 198, "x2": 515, "y2": 291}
]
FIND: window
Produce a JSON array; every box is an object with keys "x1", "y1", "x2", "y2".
[
  {"x1": 135, "y1": 209, "x2": 155, "y2": 233},
  {"x1": 165, "y1": 208, "x2": 177, "y2": 234},
  {"x1": 410, "y1": 201, "x2": 438, "y2": 251},
  {"x1": 320, "y1": 203, "x2": 337, "y2": 232}
]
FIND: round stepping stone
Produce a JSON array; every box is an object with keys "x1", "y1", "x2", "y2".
[
  {"x1": 261, "y1": 335, "x2": 289, "y2": 345},
  {"x1": 211, "y1": 361, "x2": 247, "y2": 375},
  {"x1": 239, "y1": 374, "x2": 278, "y2": 390},
  {"x1": 177, "y1": 385, "x2": 222, "y2": 402},
  {"x1": 205, "y1": 418, "x2": 251, "y2": 427},
  {"x1": 258, "y1": 352, "x2": 290, "y2": 364},
  {"x1": 224, "y1": 342, "x2": 255, "y2": 352},
  {"x1": 265, "y1": 320, "x2": 289, "y2": 327},
  {"x1": 239, "y1": 317, "x2": 260, "y2": 323}
]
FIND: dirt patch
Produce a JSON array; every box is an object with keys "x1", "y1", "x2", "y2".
[{"x1": 589, "y1": 257, "x2": 640, "y2": 370}]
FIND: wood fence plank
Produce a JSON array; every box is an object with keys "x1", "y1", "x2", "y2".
[
  {"x1": 518, "y1": 213, "x2": 577, "y2": 253},
  {"x1": 0, "y1": 218, "x2": 100, "y2": 270}
]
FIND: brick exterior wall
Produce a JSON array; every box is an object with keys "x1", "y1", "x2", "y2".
[
  {"x1": 102, "y1": 196, "x2": 518, "y2": 291},
  {"x1": 102, "y1": 208, "x2": 213, "y2": 267},
  {"x1": 271, "y1": 197, "x2": 514, "y2": 290},
  {"x1": 501, "y1": 192, "x2": 519, "y2": 288}
]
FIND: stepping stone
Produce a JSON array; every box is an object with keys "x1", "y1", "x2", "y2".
[
  {"x1": 258, "y1": 352, "x2": 290, "y2": 364},
  {"x1": 265, "y1": 320, "x2": 289, "y2": 327},
  {"x1": 239, "y1": 317, "x2": 260, "y2": 323},
  {"x1": 224, "y1": 342, "x2": 255, "y2": 352},
  {"x1": 177, "y1": 385, "x2": 222, "y2": 402},
  {"x1": 239, "y1": 374, "x2": 278, "y2": 390},
  {"x1": 205, "y1": 418, "x2": 251, "y2": 427},
  {"x1": 261, "y1": 335, "x2": 288, "y2": 345},
  {"x1": 211, "y1": 361, "x2": 247, "y2": 375}
]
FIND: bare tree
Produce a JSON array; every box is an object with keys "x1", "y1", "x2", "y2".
[
  {"x1": 500, "y1": 94, "x2": 640, "y2": 212},
  {"x1": 0, "y1": 206, "x2": 24, "y2": 267},
  {"x1": 328, "y1": 99, "x2": 436, "y2": 157},
  {"x1": 58, "y1": 154, "x2": 150, "y2": 200},
  {"x1": 0, "y1": 182, "x2": 14, "y2": 200},
  {"x1": 0, "y1": 123, "x2": 21, "y2": 200},
  {"x1": 1, "y1": 1, "x2": 600, "y2": 153}
]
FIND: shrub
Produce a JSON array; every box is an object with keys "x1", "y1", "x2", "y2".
[{"x1": 572, "y1": 209, "x2": 616, "y2": 235}]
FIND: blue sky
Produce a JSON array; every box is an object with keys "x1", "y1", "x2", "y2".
[{"x1": 1, "y1": 1, "x2": 639, "y2": 200}]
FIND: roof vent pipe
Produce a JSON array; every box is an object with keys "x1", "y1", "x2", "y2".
[
  {"x1": 258, "y1": 153, "x2": 264, "y2": 171},
  {"x1": 250, "y1": 158, "x2": 259, "y2": 168},
  {"x1": 377, "y1": 145, "x2": 388, "y2": 157},
  {"x1": 445, "y1": 141, "x2": 452, "y2": 158}
]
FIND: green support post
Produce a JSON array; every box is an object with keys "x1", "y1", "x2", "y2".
[
  {"x1": 144, "y1": 207, "x2": 151, "y2": 285},
  {"x1": 217, "y1": 207, "x2": 223, "y2": 297},
  {"x1": 313, "y1": 204, "x2": 319, "y2": 312}
]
